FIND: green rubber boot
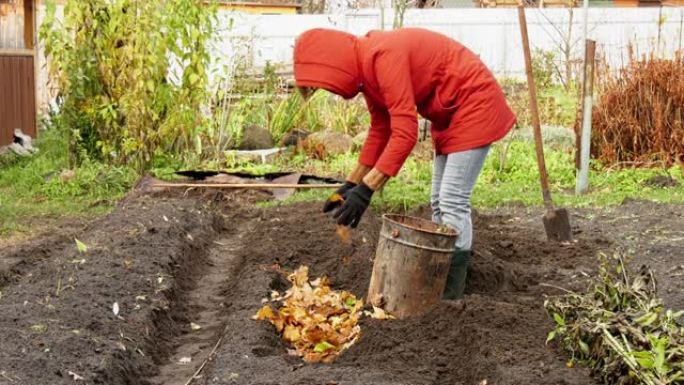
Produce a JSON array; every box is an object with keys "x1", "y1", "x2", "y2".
[{"x1": 443, "y1": 249, "x2": 471, "y2": 300}]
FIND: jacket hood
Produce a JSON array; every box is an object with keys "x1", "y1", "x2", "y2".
[{"x1": 293, "y1": 28, "x2": 361, "y2": 99}]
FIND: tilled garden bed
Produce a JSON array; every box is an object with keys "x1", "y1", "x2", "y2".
[{"x1": 1, "y1": 190, "x2": 682, "y2": 385}]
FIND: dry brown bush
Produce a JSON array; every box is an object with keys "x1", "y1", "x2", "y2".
[{"x1": 591, "y1": 52, "x2": 684, "y2": 167}]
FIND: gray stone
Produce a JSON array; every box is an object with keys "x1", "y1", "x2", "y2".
[
  {"x1": 238, "y1": 125, "x2": 275, "y2": 150},
  {"x1": 307, "y1": 130, "x2": 354, "y2": 156},
  {"x1": 280, "y1": 129, "x2": 310, "y2": 147}
]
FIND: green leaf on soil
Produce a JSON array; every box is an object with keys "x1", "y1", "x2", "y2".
[
  {"x1": 345, "y1": 298, "x2": 356, "y2": 307},
  {"x1": 546, "y1": 330, "x2": 557, "y2": 344},
  {"x1": 578, "y1": 340, "x2": 590, "y2": 354},
  {"x1": 314, "y1": 341, "x2": 335, "y2": 353},
  {"x1": 553, "y1": 313, "x2": 565, "y2": 326},
  {"x1": 632, "y1": 351, "x2": 655, "y2": 369},
  {"x1": 650, "y1": 335, "x2": 669, "y2": 375},
  {"x1": 75, "y1": 238, "x2": 88, "y2": 253}
]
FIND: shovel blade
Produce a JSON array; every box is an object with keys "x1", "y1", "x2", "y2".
[{"x1": 542, "y1": 208, "x2": 573, "y2": 242}]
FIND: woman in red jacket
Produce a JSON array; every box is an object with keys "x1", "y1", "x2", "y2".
[{"x1": 294, "y1": 28, "x2": 516, "y2": 299}]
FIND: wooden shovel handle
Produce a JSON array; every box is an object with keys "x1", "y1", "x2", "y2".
[{"x1": 518, "y1": 6, "x2": 554, "y2": 210}]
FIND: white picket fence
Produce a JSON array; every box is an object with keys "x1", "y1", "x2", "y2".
[
  {"x1": 34, "y1": 6, "x2": 684, "y2": 110},
  {"x1": 215, "y1": 8, "x2": 684, "y2": 76}
]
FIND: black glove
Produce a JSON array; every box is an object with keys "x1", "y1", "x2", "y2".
[
  {"x1": 323, "y1": 181, "x2": 357, "y2": 213},
  {"x1": 333, "y1": 183, "x2": 374, "y2": 228}
]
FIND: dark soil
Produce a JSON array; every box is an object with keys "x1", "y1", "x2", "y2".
[
  {"x1": 195, "y1": 203, "x2": 599, "y2": 385},
  {"x1": 0, "y1": 191, "x2": 682, "y2": 385},
  {"x1": 0, "y1": 195, "x2": 223, "y2": 385}
]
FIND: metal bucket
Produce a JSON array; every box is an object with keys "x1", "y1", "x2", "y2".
[{"x1": 367, "y1": 214, "x2": 459, "y2": 319}]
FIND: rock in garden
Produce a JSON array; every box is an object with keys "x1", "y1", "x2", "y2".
[
  {"x1": 280, "y1": 129, "x2": 310, "y2": 147},
  {"x1": 307, "y1": 130, "x2": 354, "y2": 155},
  {"x1": 238, "y1": 125, "x2": 275, "y2": 150},
  {"x1": 643, "y1": 175, "x2": 680, "y2": 188}
]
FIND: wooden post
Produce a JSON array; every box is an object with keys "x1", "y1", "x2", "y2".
[
  {"x1": 575, "y1": 39, "x2": 596, "y2": 172},
  {"x1": 576, "y1": 39, "x2": 596, "y2": 195},
  {"x1": 23, "y1": 0, "x2": 34, "y2": 49},
  {"x1": 518, "y1": 6, "x2": 553, "y2": 211}
]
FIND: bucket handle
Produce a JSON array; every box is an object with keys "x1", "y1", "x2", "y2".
[{"x1": 380, "y1": 232, "x2": 456, "y2": 254}]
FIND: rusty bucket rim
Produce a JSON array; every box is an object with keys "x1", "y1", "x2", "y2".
[{"x1": 382, "y1": 214, "x2": 459, "y2": 237}]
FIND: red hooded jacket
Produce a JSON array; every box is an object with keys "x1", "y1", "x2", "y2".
[{"x1": 294, "y1": 28, "x2": 516, "y2": 177}]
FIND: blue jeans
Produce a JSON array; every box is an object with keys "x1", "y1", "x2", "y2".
[{"x1": 431, "y1": 146, "x2": 490, "y2": 250}]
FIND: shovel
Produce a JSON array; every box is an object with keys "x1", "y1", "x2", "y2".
[{"x1": 518, "y1": 6, "x2": 573, "y2": 242}]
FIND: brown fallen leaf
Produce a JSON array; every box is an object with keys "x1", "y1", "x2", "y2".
[
  {"x1": 290, "y1": 266, "x2": 309, "y2": 287},
  {"x1": 310, "y1": 276, "x2": 330, "y2": 288},
  {"x1": 364, "y1": 305, "x2": 395, "y2": 320},
  {"x1": 336, "y1": 225, "x2": 352, "y2": 245},
  {"x1": 304, "y1": 327, "x2": 327, "y2": 344},
  {"x1": 253, "y1": 305, "x2": 274, "y2": 320},
  {"x1": 283, "y1": 324, "x2": 301, "y2": 342}
]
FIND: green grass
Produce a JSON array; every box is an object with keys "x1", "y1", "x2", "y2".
[
  {"x1": 257, "y1": 136, "x2": 684, "y2": 213},
  {"x1": 0, "y1": 129, "x2": 136, "y2": 235},
  {"x1": 3, "y1": 125, "x2": 682, "y2": 237}
]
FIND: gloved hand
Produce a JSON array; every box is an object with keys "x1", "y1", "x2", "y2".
[
  {"x1": 333, "y1": 183, "x2": 374, "y2": 228},
  {"x1": 323, "y1": 181, "x2": 357, "y2": 213}
]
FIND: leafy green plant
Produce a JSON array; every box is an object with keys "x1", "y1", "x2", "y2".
[
  {"x1": 500, "y1": 77, "x2": 578, "y2": 128},
  {"x1": 545, "y1": 253, "x2": 684, "y2": 385},
  {"x1": 40, "y1": 0, "x2": 217, "y2": 171},
  {"x1": 286, "y1": 90, "x2": 369, "y2": 136},
  {"x1": 532, "y1": 48, "x2": 560, "y2": 91},
  {"x1": 270, "y1": 93, "x2": 305, "y2": 142}
]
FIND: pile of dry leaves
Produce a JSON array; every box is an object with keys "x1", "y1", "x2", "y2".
[{"x1": 253, "y1": 265, "x2": 391, "y2": 363}]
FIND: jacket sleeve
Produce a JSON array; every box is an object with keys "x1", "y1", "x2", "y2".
[
  {"x1": 358, "y1": 95, "x2": 391, "y2": 168},
  {"x1": 370, "y1": 50, "x2": 418, "y2": 177}
]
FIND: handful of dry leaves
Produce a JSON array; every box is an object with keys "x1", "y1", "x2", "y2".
[{"x1": 253, "y1": 266, "x2": 392, "y2": 363}]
